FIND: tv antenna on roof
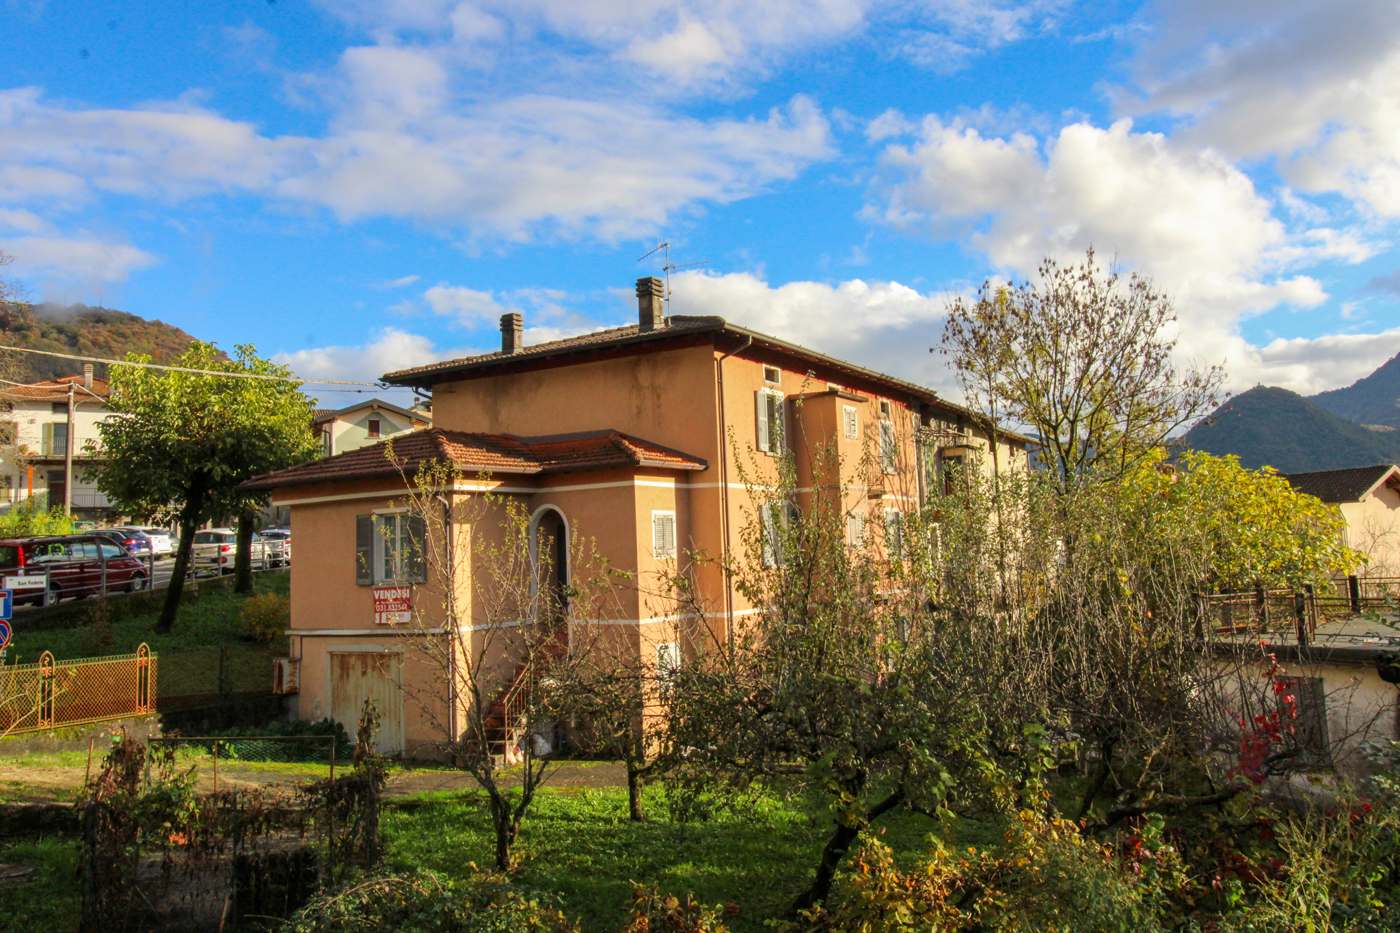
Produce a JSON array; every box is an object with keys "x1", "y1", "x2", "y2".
[{"x1": 638, "y1": 241, "x2": 709, "y2": 310}]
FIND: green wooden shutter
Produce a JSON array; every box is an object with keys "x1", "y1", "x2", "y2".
[{"x1": 356, "y1": 514, "x2": 373, "y2": 585}]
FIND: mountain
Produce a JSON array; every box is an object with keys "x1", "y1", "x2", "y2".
[
  {"x1": 1183, "y1": 385, "x2": 1400, "y2": 473},
  {"x1": 0, "y1": 302, "x2": 211, "y2": 384},
  {"x1": 1311, "y1": 351, "x2": 1400, "y2": 430}
]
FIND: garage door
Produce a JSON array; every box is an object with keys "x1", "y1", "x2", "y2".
[{"x1": 329, "y1": 651, "x2": 404, "y2": 756}]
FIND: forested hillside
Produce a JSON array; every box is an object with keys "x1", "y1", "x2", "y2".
[
  {"x1": 0, "y1": 302, "x2": 212, "y2": 383},
  {"x1": 1312, "y1": 351, "x2": 1400, "y2": 430},
  {"x1": 1184, "y1": 385, "x2": 1400, "y2": 472}
]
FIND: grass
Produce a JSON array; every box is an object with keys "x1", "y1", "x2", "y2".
[
  {"x1": 0, "y1": 778, "x2": 999, "y2": 932},
  {"x1": 0, "y1": 836, "x2": 80, "y2": 930},
  {"x1": 6, "y1": 570, "x2": 290, "y2": 663},
  {"x1": 382, "y1": 784, "x2": 957, "y2": 933}
]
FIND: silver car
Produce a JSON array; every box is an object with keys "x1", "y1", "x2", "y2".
[{"x1": 192, "y1": 529, "x2": 271, "y2": 573}]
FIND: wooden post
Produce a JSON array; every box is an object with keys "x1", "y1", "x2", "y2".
[
  {"x1": 1349, "y1": 575, "x2": 1362, "y2": 613},
  {"x1": 1254, "y1": 583, "x2": 1267, "y2": 630},
  {"x1": 1294, "y1": 592, "x2": 1309, "y2": 647},
  {"x1": 213, "y1": 740, "x2": 218, "y2": 792}
]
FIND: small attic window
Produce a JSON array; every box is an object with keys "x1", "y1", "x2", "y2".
[
  {"x1": 368, "y1": 418, "x2": 381, "y2": 438},
  {"x1": 878, "y1": 400, "x2": 893, "y2": 419},
  {"x1": 763, "y1": 365, "x2": 781, "y2": 385}
]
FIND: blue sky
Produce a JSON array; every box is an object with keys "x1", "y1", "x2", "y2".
[{"x1": 1, "y1": 0, "x2": 1398, "y2": 408}]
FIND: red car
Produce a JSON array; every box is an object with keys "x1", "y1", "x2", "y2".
[{"x1": 0, "y1": 534, "x2": 151, "y2": 605}]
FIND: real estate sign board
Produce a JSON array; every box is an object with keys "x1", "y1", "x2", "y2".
[{"x1": 373, "y1": 585, "x2": 411, "y2": 625}]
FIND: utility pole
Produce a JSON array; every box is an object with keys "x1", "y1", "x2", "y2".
[{"x1": 64, "y1": 381, "x2": 74, "y2": 516}]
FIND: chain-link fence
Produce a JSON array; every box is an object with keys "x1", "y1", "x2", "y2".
[
  {"x1": 146, "y1": 735, "x2": 346, "y2": 790},
  {"x1": 0, "y1": 645, "x2": 154, "y2": 735},
  {"x1": 155, "y1": 645, "x2": 280, "y2": 712}
]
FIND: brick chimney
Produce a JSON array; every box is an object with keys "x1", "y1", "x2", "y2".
[
  {"x1": 500, "y1": 313, "x2": 524, "y2": 354},
  {"x1": 83, "y1": 363, "x2": 93, "y2": 390},
  {"x1": 636, "y1": 277, "x2": 664, "y2": 332}
]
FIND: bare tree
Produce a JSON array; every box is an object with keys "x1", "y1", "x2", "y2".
[
  {"x1": 942, "y1": 247, "x2": 1225, "y2": 492},
  {"x1": 388, "y1": 454, "x2": 626, "y2": 870}
]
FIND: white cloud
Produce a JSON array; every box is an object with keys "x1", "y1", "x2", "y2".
[
  {"x1": 1244, "y1": 328, "x2": 1400, "y2": 396},
  {"x1": 0, "y1": 233, "x2": 157, "y2": 284},
  {"x1": 274, "y1": 327, "x2": 475, "y2": 383},
  {"x1": 866, "y1": 115, "x2": 1374, "y2": 392},
  {"x1": 1120, "y1": 0, "x2": 1400, "y2": 217},
  {"x1": 0, "y1": 85, "x2": 831, "y2": 242},
  {"x1": 669, "y1": 268, "x2": 960, "y2": 393},
  {"x1": 423, "y1": 284, "x2": 513, "y2": 323},
  {"x1": 376, "y1": 274, "x2": 421, "y2": 288}
]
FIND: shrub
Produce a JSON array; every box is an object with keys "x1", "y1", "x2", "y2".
[
  {"x1": 288, "y1": 870, "x2": 579, "y2": 933},
  {"x1": 620, "y1": 885, "x2": 733, "y2": 933},
  {"x1": 804, "y1": 812, "x2": 1178, "y2": 933},
  {"x1": 0, "y1": 498, "x2": 75, "y2": 538},
  {"x1": 242, "y1": 592, "x2": 290, "y2": 642}
]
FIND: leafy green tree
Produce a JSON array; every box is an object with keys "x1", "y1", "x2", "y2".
[{"x1": 93, "y1": 343, "x2": 318, "y2": 632}]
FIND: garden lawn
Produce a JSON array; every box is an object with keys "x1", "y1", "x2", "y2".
[
  {"x1": 382, "y1": 784, "x2": 966, "y2": 933},
  {"x1": 0, "y1": 780, "x2": 994, "y2": 932},
  {"x1": 5, "y1": 570, "x2": 290, "y2": 663}
]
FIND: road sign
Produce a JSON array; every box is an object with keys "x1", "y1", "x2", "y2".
[
  {"x1": 4, "y1": 575, "x2": 46, "y2": 591},
  {"x1": 0, "y1": 620, "x2": 12, "y2": 650},
  {"x1": 0, "y1": 590, "x2": 10, "y2": 621}
]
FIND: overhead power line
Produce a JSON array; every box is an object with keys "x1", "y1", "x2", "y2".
[{"x1": 0, "y1": 345, "x2": 385, "y2": 387}]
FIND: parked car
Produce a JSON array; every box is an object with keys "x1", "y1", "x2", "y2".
[
  {"x1": 0, "y1": 535, "x2": 150, "y2": 605},
  {"x1": 95, "y1": 528, "x2": 154, "y2": 557},
  {"x1": 192, "y1": 529, "x2": 271, "y2": 574},
  {"x1": 260, "y1": 529, "x2": 291, "y2": 567},
  {"x1": 122, "y1": 526, "x2": 174, "y2": 557}
]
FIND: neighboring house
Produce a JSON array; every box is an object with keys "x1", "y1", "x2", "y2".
[
  {"x1": 1211, "y1": 613, "x2": 1400, "y2": 777},
  {"x1": 1284, "y1": 464, "x2": 1400, "y2": 578},
  {"x1": 312, "y1": 399, "x2": 428, "y2": 458},
  {"x1": 244, "y1": 277, "x2": 1030, "y2": 756},
  {"x1": 0, "y1": 365, "x2": 118, "y2": 519}
]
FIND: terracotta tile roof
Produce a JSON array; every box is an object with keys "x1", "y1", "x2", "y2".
[
  {"x1": 1284, "y1": 464, "x2": 1400, "y2": 503},
  {"x1": 380, "y1": 315, "x2": 952, "y2": 405},
  {"x1": 379, "y1": 315, "x2": 1034, "y2": 444},
  {"x1": 6, "y1": 375, "x2": 111, "y2": 401},
  {"x1": 382, "y1": 317, "x2": 723, "y2": 383},
  {"x1": 241, "y1": 428, "x2": 707, "y2": 491}
]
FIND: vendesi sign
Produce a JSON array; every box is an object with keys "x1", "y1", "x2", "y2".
[{"x1": 372, "y1": 585, "x2": 412, "y2": 625}]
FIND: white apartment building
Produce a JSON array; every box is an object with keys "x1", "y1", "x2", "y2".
[{"x1": 1, "y1": 366, "x2": 117, "y2": 519}]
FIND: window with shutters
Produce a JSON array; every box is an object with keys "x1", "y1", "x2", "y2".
[
  {"x1": 41, "y1": 421, "x2": 68, "y2": 457},
  {"x1": 884, "y1": 509, "x2": 903, "y2": 558},
  {"x1": 842, "y1": 405, "x2": 858, "y2": 441},
  {"x1": 879, "y1": 419, "x2": 896, "y2": 474},
  {"x1": 847, "y1": 511, "x2": 866, "y2": 548},
  {"x1": 755, "y1": 388, "x2": 785, "y2": 454},
  {"x1": 652, "y1": 511, "x2": 677, "y2": 559},
  {"x1": 356, "y1": 511, "x2": 427, "y2": 585}
]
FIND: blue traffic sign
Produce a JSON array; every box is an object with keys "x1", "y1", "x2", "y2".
[
  {"x1": 0, "y1": 589, "x2": 10, "y2": 621},
  {"x1": 0, "y1": 619, "x2": 11, "y2": 650}
]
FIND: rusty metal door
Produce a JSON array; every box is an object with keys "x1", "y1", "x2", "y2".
[{"x1": 329, "y1": 651, "x2": 403, "y2": 755}]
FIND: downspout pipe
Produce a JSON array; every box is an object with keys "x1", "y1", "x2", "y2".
[
  {"x1": 436, "y1": 492, "x2": 458, "y2": 756},
  {"x1": 715, "y1": 334, "x2": 752, "y2": 652}
]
